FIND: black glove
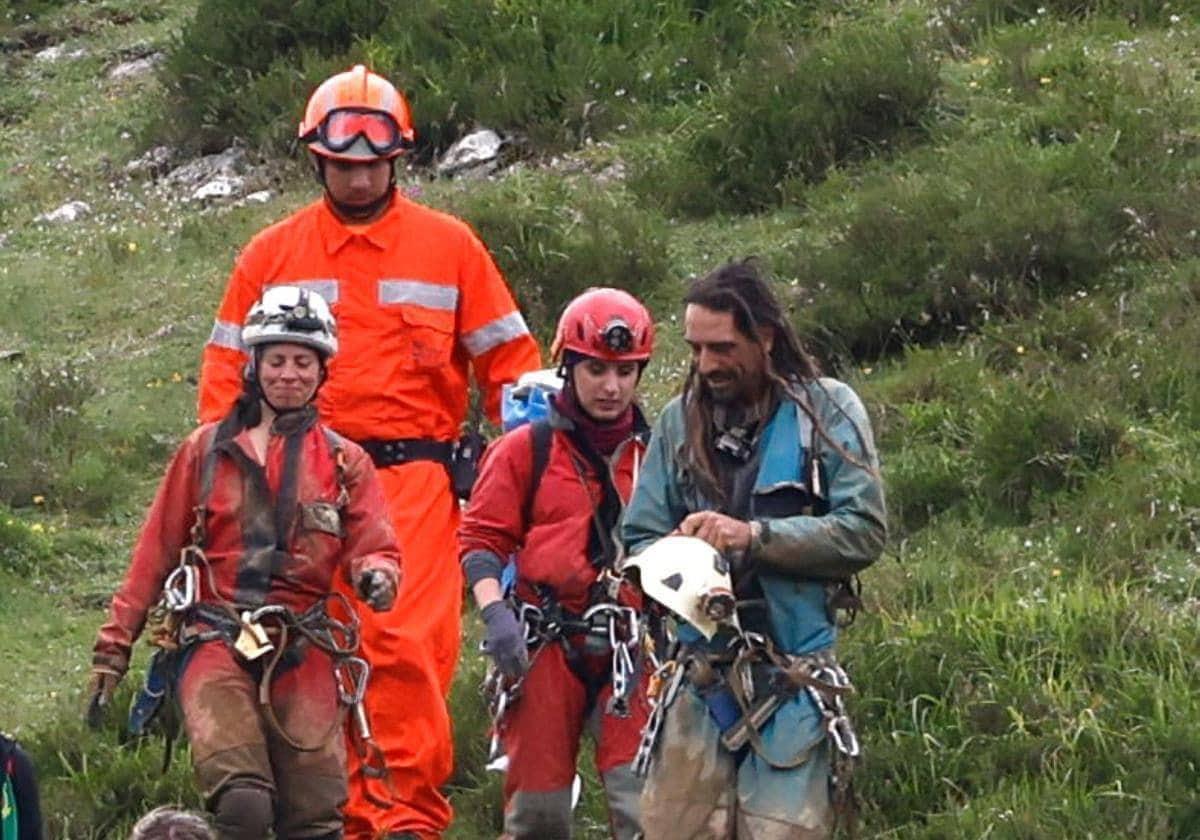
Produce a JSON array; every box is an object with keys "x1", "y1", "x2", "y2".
[
  {"x1": 481, "y1": 601, "x2": 528, "y2": 680},
  {"x1": 355, "y1": 568, "x2": 397, "y2": 612},
  {"x1": 85, "y1": 669, "x2": 120, "y2": 729}
]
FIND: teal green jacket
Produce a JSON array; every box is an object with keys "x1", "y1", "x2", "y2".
[{"x1": 623, "y1": 377, "x2": 887, "y2": 654}]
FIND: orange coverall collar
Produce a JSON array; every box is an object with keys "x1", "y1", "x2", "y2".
[{"x1": 317, "y1": 189, "x2": 405, "y2": 255}]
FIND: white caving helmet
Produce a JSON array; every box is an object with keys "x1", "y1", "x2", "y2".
[
  {"x1": 623, "y1": 535, "x2": 738, "y2": 640},
  {"x1": 242, "y1": 285, "x2": 338, "y2": 358}
]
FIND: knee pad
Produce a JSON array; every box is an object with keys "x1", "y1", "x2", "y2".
[{"x1": 212, "y1": 784, "x2": 273, "y2": 840}]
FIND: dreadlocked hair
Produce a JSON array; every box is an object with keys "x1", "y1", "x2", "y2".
[{"x1": 680, "y1": 258, "x2": 873, "y2": 504}]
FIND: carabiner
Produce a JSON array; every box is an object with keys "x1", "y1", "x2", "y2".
[{"x1": 162, "y1": 564, "x2": 197, "y2": 612}]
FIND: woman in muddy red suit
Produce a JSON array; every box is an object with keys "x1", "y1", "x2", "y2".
[
  {"x1": 460, "y1": 287, "x2": 658, "y2": 839},
  {"x1": 87, "y1": 285, "x2": 402, "y2": 840}
]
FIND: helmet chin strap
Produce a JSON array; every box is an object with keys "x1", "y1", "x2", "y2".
[{"x1": 314, "y1": 156, "x2": 396, "y2": 222}]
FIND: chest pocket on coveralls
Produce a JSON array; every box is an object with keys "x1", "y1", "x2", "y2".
[
  {"x1": 297, "y1": 501, "x2": 344, "y2": 565},
  {"x1": 300, "y1": 501, "x2": 343, "y2": 538},
  {"x1": 390, "y1": 304, "x2": 456, "y2": 371}
]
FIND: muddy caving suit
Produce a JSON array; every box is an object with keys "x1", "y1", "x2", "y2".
[
  {"x1": 93, "y1": 408, "x2": 401, "y2": 839},
  {"x1": 198, "y1": 190, "x2": 541, "y2": 838},
  {"x1": 459, "y1": 406, "x2": 652, "y2": 839},
  {"x1": 623, "y1": 379, "x2": 887, "y2": 839}
]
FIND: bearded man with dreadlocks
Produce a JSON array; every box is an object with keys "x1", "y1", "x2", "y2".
[{"x1": 622, "y1": 258, "x2": 887, "y2": 839}]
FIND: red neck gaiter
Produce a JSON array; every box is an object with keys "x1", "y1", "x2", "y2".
[{"x1": 554, "y1": 389, "x2": 634, "y2": 457}]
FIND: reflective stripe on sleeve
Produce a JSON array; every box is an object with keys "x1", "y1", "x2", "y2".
[
  {"x1": 207, "y1": 319, "x2": 246, "y2": 352},
  {"x1": 462, "y1": 311, "x2": 531, "y2": 357},
  {"x1": 378, "y1": 279, "x2": 459, "y2": 311},
  {"x1": 272, "y1": 279, "x2": 340, "y2": 305}
]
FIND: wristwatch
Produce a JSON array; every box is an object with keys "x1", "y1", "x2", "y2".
[{"x1": 749, "y1": 519, "x2": 770, "y2": 556}]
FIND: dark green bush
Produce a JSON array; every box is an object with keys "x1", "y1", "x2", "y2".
[
  {"x1": 159, "y1": 0, "x2": 386, "y2": 153},
  {"x1": 972, "y1": 380, "x2": 1125, "y2": 517},
  {"x1": 0, "y1": 0, "x2": 70, "y2": 25},
  {"x1": 159, "y1": 0, "x2": 819, "y2": 156},
  {"x1": 0, "y1": 509, "x2": 52, "y2": 572},
  {"x1": 787, "y1": 128, "x2": 1198, "y2": 363},
  {"x1": 437, "y1": 174, "x2": 672, "y2": 340},
  {"x1": 633, "y1": 14, "x2": 940, "y2": 215}
]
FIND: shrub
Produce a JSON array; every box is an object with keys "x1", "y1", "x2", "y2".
[
  {"x1": 159, "y1": 0, "x2": 820, "y2": 156},
  {"x1": 436, "y1": 173, "x2": 672, "y2": 339},
  {"x1": 957, "y1": 0, "x2": 1199, "y2": 29},
  {"x1": 0, "y1": 508, "x2": 52, "y2": 573},
  {"x1": 635, "y1": 14, "x2": 940, "y2": 215},
  {"x1": 972, "y1": 379, "x2": 1125, "y2": 517},
  {"x1": 158, "y1": 0, "x2": 385, "y2": 153},
  {"x1": 0, "y1": 0, "x2": 70, "y2": 26}
]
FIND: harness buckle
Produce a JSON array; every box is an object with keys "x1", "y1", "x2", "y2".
[{"x1": 233, "y1": 611, "x2": 274, "y2": 661}]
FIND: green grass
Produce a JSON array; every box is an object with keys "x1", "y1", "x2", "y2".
[{"x1": 4, "y1": 0, "x2": 1200, "y2": 837}]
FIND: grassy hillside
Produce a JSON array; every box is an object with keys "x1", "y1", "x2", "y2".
[{"x1": 2, "y1": 0, "x2": 1199, "y2": 836}]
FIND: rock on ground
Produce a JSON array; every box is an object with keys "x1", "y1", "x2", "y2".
[
  {"x1": 35, "y1": 200, "x2": 91, "y2": 224},
  {"x1": 437, "y1": 129, "x2": 504, "y2": 178}
]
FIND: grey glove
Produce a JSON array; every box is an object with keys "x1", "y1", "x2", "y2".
[
  {"x1": 481, "y1": 601, "x2": 528, "y2": 680},
  {"x1": 355, "y1": 568, "x2": 397, "y2": 612}
]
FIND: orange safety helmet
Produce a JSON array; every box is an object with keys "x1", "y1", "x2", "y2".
[
  {"x1": 298, "y1": 65, "x2": 416, "y2": 161},
  {"x1": 551, "y1": 287, "x2": 655, "y2": 364}
]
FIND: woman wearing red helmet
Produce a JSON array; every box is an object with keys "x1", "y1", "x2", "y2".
[{"x1": 458, "y1": 288, "x2": 656, "y2": 839}]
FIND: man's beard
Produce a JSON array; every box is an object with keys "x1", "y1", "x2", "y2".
[{"x1": 701, "y1": 373, "x2": 740, "y2": 404}]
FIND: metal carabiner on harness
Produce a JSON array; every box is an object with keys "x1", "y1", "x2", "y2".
[
  {"x1": 585, "y1": 603, "x2": 640, "y2": 718},
  {"x1": 517, "y1": 602, "x2": 545, "y2": 645},
  {"x1": 162, "y1": 564, "x2": 198, "y2": 612},
  {"x1": 807, "y1": 664, "x2": 861, "y2": 759},
  {"x1": 482, "y1": 663, "x2": 525, "y2": 766},
  {"x1": 633, "y1": 657, "x2": 685, "y2": 776},
  {"x1": 336, "y1": 656, "x2": 372, "y2": 741}
]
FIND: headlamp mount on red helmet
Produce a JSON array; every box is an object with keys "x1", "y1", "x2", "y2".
[{"x1": 601, "y1": 318, "x2": 635, "y2": 355}]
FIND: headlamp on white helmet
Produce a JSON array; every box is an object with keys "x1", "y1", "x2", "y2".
[{"x1": 242, "y1": 285, "x2": 338, "y2": 358}]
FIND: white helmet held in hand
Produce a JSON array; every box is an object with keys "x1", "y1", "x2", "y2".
[
  {"x1": 242, "y1": 285, "x2": 338, "y2": 358},
  {"x1": 623, "y1": 535, "x2": 738, "y2": 640}
]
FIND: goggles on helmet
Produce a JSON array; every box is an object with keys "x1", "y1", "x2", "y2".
[
  {"x1": 601, "y1": 319, "x2": 635, "y2": 354},
  {"x1": 302, "y1": 108, "x2": 406, "y2": 155}
]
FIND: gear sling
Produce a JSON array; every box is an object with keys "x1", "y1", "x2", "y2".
[{"x1": 131, "y1": 422, "x2": 396, "y2": 806}]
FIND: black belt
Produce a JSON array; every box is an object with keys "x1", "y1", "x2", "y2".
[{"x1": 357, "y1": 438, "x2": 454, "y2": 469}]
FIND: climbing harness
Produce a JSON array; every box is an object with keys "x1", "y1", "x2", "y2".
[
  {"x1": 131, "y1": 426, "x2": 398, "y2": 808},
  {"x1": 632, "y1": 627, "x2": 861, "y2": 784}
]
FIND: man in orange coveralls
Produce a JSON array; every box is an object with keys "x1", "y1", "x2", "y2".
[{"x1": 197, "y1": 66, "x2": 541, "y2": 839}]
